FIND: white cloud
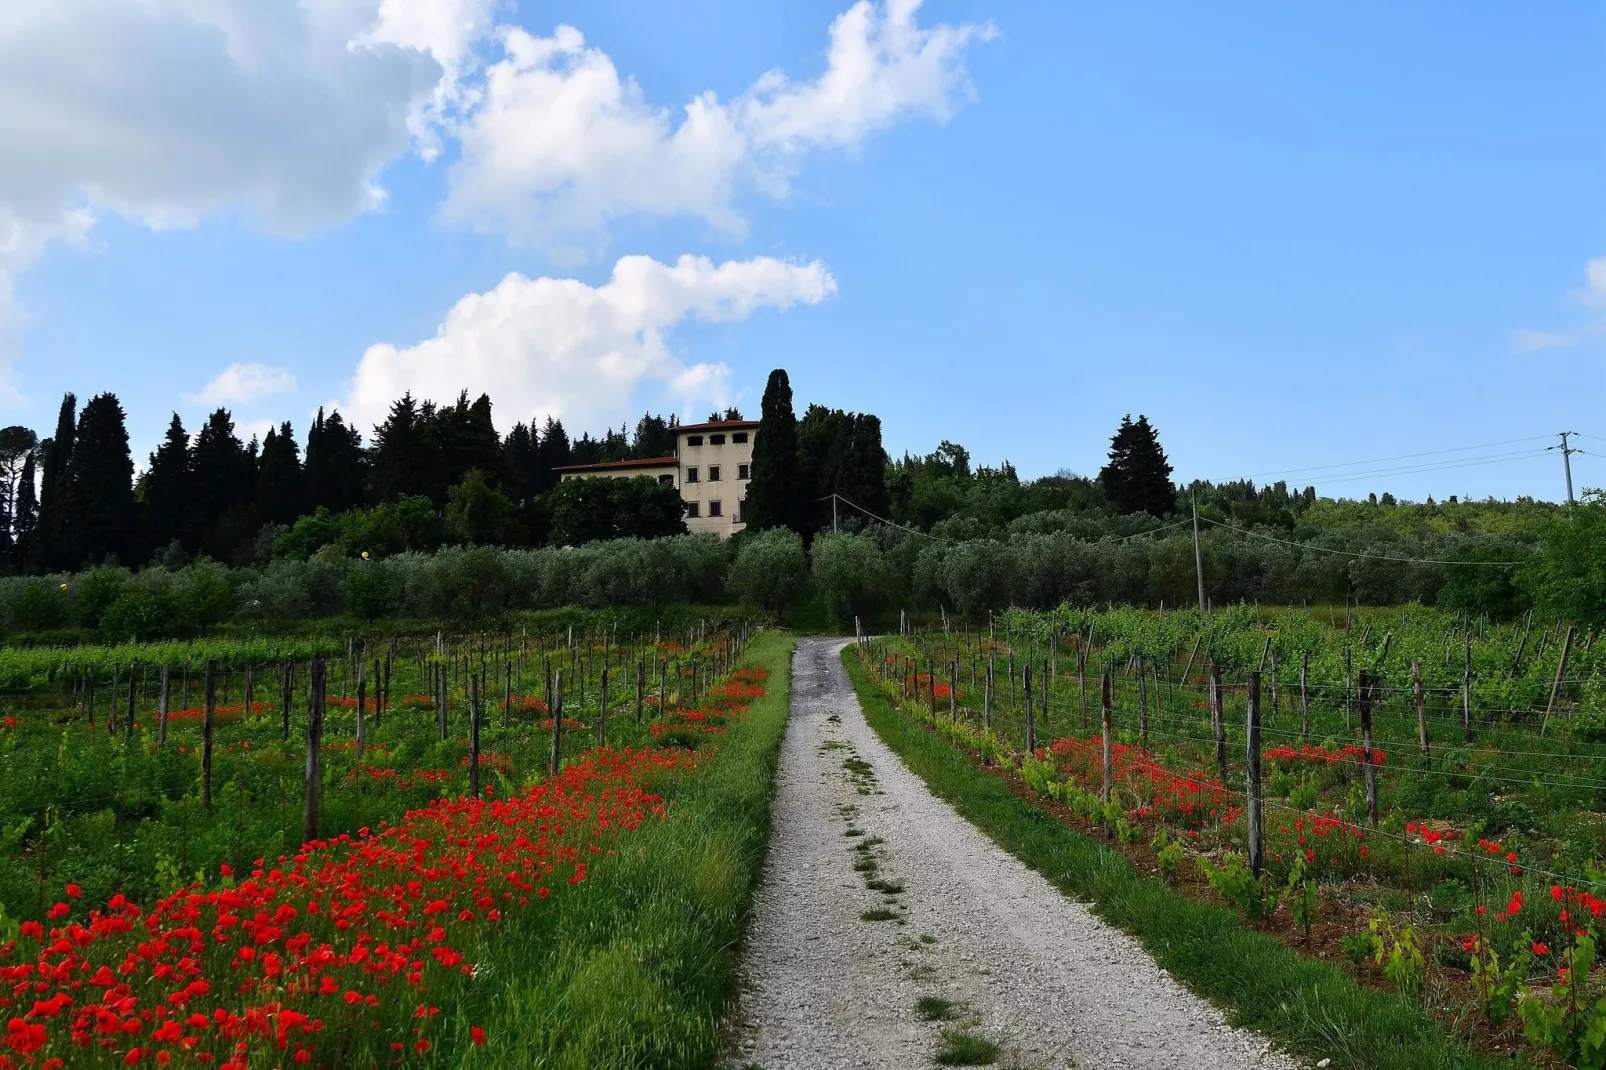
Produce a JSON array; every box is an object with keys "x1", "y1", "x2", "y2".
[
  {"x1": 1582, "y1": 257, "x2": 1606, "y2": 308},
  {"x1": 342, "y1": 253, "x2": 836, "y2": 435},
  {"x1": 0, "y1": 0, "x2": 492, "y2": 402},
  {"x1": 441, "y1": 0, "x2": 995, "y2": 240},
  {"x1": 185, "y1": 363, "x2": 298, "y2": 407},
  {"x1": 1511, "y1": 329, "x2": 1577, "y2": 353}
]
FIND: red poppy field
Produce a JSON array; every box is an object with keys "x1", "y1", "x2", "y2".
[{"x1": 0, "y1": 626, "x2": 792, "y2": 1068}]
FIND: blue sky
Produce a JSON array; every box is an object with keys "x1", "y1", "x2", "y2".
[{"x1": 3, "y1": 1, "x2": 1602, "y2": 502}]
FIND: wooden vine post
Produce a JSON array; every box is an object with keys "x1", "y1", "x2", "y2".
[
  {"x1": 503, "y1": 662, "x2": 512, "y2": 729},
  {"x1": 1100, "y1": 669, "x2": 1114, "y2": 809},
  {"x1": 1246, "y1": 671, "x2": 1263, "y2": 878},
  {"x1": 1137, "y1": 659, "x2": 1149, "y2": 748},
  {"x1": 354, "y1": 660, "x2": 366, "y2": 761},
  {"x1": 1463, "y1": 632, "x2": 1474, "y2": 742},
  {"x1": 598, "y1": 666, "x2": 609, "y2": 750},
  {"x1": 1077, "y1": 650, "x2": 1088, "y2": 732},
  {"x1": 1209, "y1": 663, "x2": 1227, "y2": 783},
  {"x1": 636, "y1": 658, "x2": 645, "y2": 722},
  {"x1": 1023, "y1": 664, "x2": 1035, "y2": 753},
  {"x1": 1412, "y1": 660, "x2": 1427, "y2": 759},
  {"x1": 303, "y1": 660, "x2": 325, "y2": 845},
  {"x1": 157, "y1": 664, "x2": 171, "y2": 748},
  {"x1": 280, "y1": 661, "x2": 293, "y2": 742},
  {"x1": 468, "y1": 675, "x2": 481, "y2": 799},
  {"x1": 983, "y1": 661, "x2": 993, "y2": 727},
  {"x1": 202, "y1": 659, "x2": 217, "y2": 813},
  {"x1": 1543, "y1": 625, "x2": 1577, "y2": 735},
  {"x1": 550, "y1": 670, "x2": 565, "y2": 777},
  {"x1": 125, "y1": 660, "x2": 137, "y2": 740},
  {"x1": 1358, "y1": 670, "x2": 1378, "y2": 826},
  {"x1": 1299, "y1": 651, "x2": 1310, "y2": 744}
]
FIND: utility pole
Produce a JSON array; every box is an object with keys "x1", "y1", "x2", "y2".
[
  {"x1": 1192, "y1": 492, "x2": 1207, "y2": 613},
  {"x1": 1549, "y1": 432, "x2": 1579, "y2": 510}
]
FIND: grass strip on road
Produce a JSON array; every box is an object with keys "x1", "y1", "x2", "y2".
[{"x1": 842, "y1": 644, "x2": 1504, "y2": 1070}]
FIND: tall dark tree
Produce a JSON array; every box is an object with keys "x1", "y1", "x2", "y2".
[
  {"x1": 32, "y1": 393, "x2": 76, "y2": 568},
  {"x1": 58, "y1": 393, "x2": 135, "y2": 566},
  {"x1": 256, "y1": 422, "x2": 302, "y2": 526},
  {"x1": 421, "y1": 392, "x2": 503, "y2": 502},
  {"x1": 744, "y1": 369, "x2": 805, "y2": 534},
  {"x1": 142, "y1": 414, "x2": 194, "y2": 555},
  {"x1": 797, "y1": 406, "x2": 889, "y2": 533},
  {"x1": 502, "y1": 422, "x2": 539, "y2": 500},
  {"x1": 1098, "y1": 414, "x2": 1175, "y2": 517},
  {"x1": 533, "y1": 417, "x2": 570, "y2": 493},
  {"x1": 305, "y1": 408, "x2": 364, "y2": 513},
  {"x1": 13, "y1": 452, "x2": 37, "y2": 563},
  {"x1": 191, "y1": 409, "x2": 253, "y2": 543},
  {"x1": 0, "y1": 427, "x2": 37, "y2": 572},
  {"x1": 630, "y1": 412, "x2": 677, "y2": 459},
  {"x1": 369, "y1": 393, "x2": 428, "y2": 502}
]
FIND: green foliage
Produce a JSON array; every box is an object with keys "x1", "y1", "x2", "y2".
[
  {"x1": 1519, "y1": 494, "x2": 1606, "y2": 627},
  {"x1": 1468, "y1": 934, "x2": 1529, "y2": 1026},
  {"x1": 1199, "y1": 853, "x2": 1279, "y2": 922},
  {"x1": 70, "y1": 566, "x2": 129, "y2": 629},
  {"x1": 811, "y1": 533, "x2": 896, "y2": 624},
  {"x1": 444, "y1": 468, "x2": 518, "y2": 545},
  {"x1": 728, "y1": 527, "x2": 808, "y2": 613},
  {"x1": 547, "y1": 476, "x2": 686, "y2": 547},
  {"x1": 6, "y1": 578, "x2": 67, "y2": 631},
  {"x1": 1439, "y1": 541, "x2": 1532, "y2": 620},
  {"x1": 1518, "y1": 930, "x2": 1606, "y2": 1068},
  {"x1": 1152, "y1": 829, "x2": 1186, "y2": 884},
  {"x1": 1368, "y1": 910, "x2": 1426, "y2": 1003}
]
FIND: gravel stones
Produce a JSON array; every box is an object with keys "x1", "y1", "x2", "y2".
[{"x1": 727, "y1": 638, "x2": 1296, "y2": 1070}]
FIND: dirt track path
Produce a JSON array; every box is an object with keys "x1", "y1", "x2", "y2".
[{"x1": 727, "y1": 637, "x2": 1297, "y2": 1070}]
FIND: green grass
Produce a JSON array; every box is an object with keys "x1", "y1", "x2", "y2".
[
  {"x1": 439, "y1": 631, "x2": 795, "y2": 1069},
  {"x1": 842, "y1": 646, "x2": 1506, "y2": 1070},
  {"x1": 916, "y1": 996, "x2": 958, "y2": 1021},
  {"x1": 935, "y1": 1029, "x2": 999, "y2": 1065},
  {"x1": 861, "y1": 907, "x2": 901, "y2": 921}
]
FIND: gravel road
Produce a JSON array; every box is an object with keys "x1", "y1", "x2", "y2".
[{"x1": 727, "y1": 637, "x2": 1298, "y2": 1070}]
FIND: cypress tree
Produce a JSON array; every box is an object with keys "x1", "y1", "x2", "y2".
[
  {"x1": 502, "y1": 422, "x2": 538, "y2": 500},
  {"x1": 33, "y1": 393, "x2": 76, "y2": 568},
  {"x1": 13, "y1": 452, "x2": 36, "y2": 565},
  {"x1": 535, "y1": 417, "x2": 571, "y2": 492},
  {"x1": 369, "y1": 393, "x2": 426, "y2": 501},
  {"x1": 142, "y1": 413, "x2": 194, "y2": 555},
  {"x1": 745, "y1": 368, "x2": 804, "y2": 534},
  {"x1": 191, "y1": 409, "x2": 252, "y2": 544},
  {"x1": 256, "y1": 422, "x2": 302, "y2": 525},
  {"x1": 58, "y1": 393, "x2": 134, "y2": 566},
  {"x1": 0, "y1": 427, "x2": 37, "y2": 571},
  {"x1": 1098, "y1": 414, "x2": 1175, "y2": 517},
  {"x1": 306, "y1": 408, "x2": 364, "y2": 512}
]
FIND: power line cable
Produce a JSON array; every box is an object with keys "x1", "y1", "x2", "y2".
[
  {"x1": 1197, "y1": 515, "x2": 1524, "y2": 567},
  {"x1": 1238, "y1": 435, "x2": 1557, "y2": 480}
]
